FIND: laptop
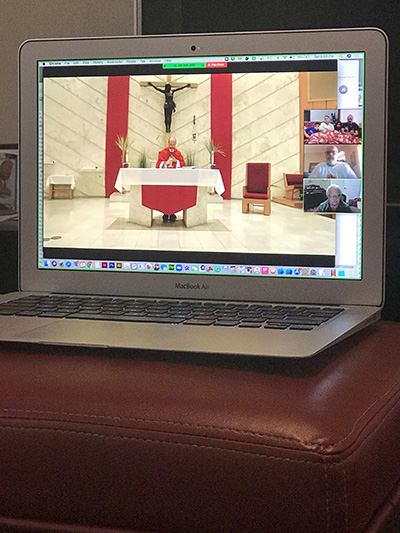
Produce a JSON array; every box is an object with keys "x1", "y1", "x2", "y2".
[{"x1": 0, "y1": 28, "x2": 387, "y2": 358}]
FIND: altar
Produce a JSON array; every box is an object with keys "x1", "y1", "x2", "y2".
[{"x1": 114, "y1": 168, "x2": 225, "y2": 227}]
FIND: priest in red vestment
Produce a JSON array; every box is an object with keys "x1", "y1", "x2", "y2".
[{"x1": 156, "y1": 137, "x2": 185, "y2": 169}]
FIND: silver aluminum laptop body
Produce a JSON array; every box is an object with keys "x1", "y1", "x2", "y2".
[{"x1": 0, "y1": 28, "x2": 387, "y2": 357}]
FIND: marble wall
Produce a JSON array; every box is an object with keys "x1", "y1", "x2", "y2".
[
  {"x1": 232, "y1": 72, "x2": 300, "y2": 199},
  {"x1": 43, "y1": 77, "x2": 108, "y2": 196},
  {"x1": 127, "y1": 74, "x2": 211, "y2": 169}
]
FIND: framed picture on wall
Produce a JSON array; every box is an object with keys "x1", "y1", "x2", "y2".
[{"x1": 0, "y1": 145, "x2": 18, "y2": 217}]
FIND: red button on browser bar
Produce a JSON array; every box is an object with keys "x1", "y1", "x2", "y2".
[{"x1": 206, "y1": 62, "x2": 228, "y2": 68}]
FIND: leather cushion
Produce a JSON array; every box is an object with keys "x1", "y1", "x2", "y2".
[{"x1": 0, "y1": 322, "x2": 400, "y2": 532}]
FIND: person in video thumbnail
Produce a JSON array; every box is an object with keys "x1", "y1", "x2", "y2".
[
  {"x1": 156, "y1": 137, "x2": 186, "y2": 223},
  {"x1": 156, "y1": 137, "x2": 185, "y2": 169},
  {"x1": 316, "y1": 184, "x2": 353, "y2": 213},
  {"x1": 148, "y1": 82, "x2": 191, "y2": 133},
  {"x1": 334, "y1": 120, "x2": 343, "y2": 131},
  {"x1": 341, "y1": 114, "x2": 362, "y2": 138},
  {"x1": 318, "y1": 115, "x2": 334, "y2": 132},
  {"x1": 304, "y1": 122, "x2": 320, "y2": 139},
  {"x1": 309, "y1": 145, "x2": 358, "y2": 178}
]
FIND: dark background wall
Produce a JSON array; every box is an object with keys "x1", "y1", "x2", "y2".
[
  {"x1": 0, "y1": 0, "x2": 137, "y2": 145},
  {"x1": 0, "y1": 0, "x2": 137, "y2": 295},
  {"x1": 143, "y1": 0, "x2": 400, "y2": 320}
]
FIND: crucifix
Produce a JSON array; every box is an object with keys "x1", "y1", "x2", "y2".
[{"x1": 141, "y1": 76, "x2": 198, "y2": 133}]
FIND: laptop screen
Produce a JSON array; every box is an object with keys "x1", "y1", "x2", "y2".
[{"x1": 37, "y1": 49, "x2": 363, "y2": 281}]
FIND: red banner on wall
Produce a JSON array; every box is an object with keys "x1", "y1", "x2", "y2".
[
  {"x1": 105, "y1": 77, "x2": 130, "y2": 197},
  {"x1": 211, "y1": 74, "x2": 232, "y2": 200}
]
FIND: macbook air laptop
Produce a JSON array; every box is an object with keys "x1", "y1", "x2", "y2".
[{"x1": 0, "y1": 28, "x2": 387, "y2": 357}]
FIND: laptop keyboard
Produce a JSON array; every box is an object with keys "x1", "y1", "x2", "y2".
[{"x1": 0, "y1": 295, "x2": 344, "y2": 331}]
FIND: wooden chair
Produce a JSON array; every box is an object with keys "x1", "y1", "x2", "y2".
[
  {"x1": 242, "y1": 162, "x2": 271, "y2": 215},
  {"x1": 283, "y1": 173, "x2": 303, "y2": 200}
]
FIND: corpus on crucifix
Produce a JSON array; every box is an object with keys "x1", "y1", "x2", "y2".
[{"x1": 147, "y1": 79, "x2": 193, "y2": 132}]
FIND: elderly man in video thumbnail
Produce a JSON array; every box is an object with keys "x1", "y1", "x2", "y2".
[
  {"x1": 316, "y1": 184, "x2": 353, "y2": 213},
  {"x1": 341, "y1": 114, "x2": 362, "y2": 138}
]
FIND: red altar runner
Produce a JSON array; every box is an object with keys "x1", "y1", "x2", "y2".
[{"x1": 141, "y1": 185, "x2": 197, "y2": 215}]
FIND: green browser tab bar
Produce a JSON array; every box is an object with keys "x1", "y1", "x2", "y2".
[{"x1": 163, "y1": 62, "x2": 206, "y2": 69}]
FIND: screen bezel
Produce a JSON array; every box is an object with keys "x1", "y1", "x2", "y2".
[{"x1": 19, "y1": 28, "x2": 387, "y2": 306}]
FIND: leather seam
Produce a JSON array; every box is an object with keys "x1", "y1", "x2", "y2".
[
  {"x1": 2, "y1": 385, "x2": 400, "y2": 451},
  {"x1": 0, "y1": 423, "x2": 326, "y2": 465},
  {"x1": 0, "y1": 418, "x2": 327, "y2": 457},
  {"x1": 333, "y1": 377, "x2": 400, "y2": 448},
  {"x1": 0, "y1": 407, "x2": 313, "y2": 444}
]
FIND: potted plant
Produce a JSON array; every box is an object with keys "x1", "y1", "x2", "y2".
[
  {"x1": 115, "y1": 134, "x2": 130, "y2": 167},
  {"x1": 138, "y1": 149, "x2": 148, "y2": 168},
  {"x1": 204, "y1": 138, "x2": 225, "y2": 168},
  {"x1": 185, "y1": 150, "x2": 196, "y2": 167}
]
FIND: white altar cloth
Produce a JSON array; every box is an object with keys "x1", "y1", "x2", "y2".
[
  {"x1": 114, "y1": 168, "x2": 225, "y2": 196},
  {"x1": 46, "y1": 175, "x2": 76, "y2": 189}
]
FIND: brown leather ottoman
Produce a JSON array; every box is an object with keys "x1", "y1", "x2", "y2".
[{"x1": 0, "y1": 321, "x2": 400, "y2": 532}]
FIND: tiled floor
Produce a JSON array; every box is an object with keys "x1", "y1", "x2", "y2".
[{"x1": 43, "y1": 196, "x2": 336, "y2": 255}]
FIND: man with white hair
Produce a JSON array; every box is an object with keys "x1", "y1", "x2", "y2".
[
  {"x1": 156, "y1": 137, "x2": 185, "y2": 169},
  {"x1": 341, "y1": 114, "x2": 362, "y2": 138},
  {"x1": 316, "y1": 184, "x2": 353, "y2": 213}
]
